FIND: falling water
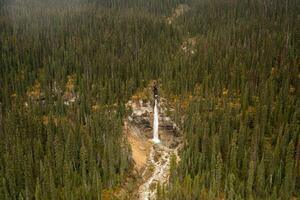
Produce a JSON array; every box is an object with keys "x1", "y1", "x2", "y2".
[{"x1": 153, "y1": 99, "x2": 160, "y2": 143}]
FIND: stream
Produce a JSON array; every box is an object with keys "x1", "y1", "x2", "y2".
[
  {"x1": 125, "y1": 97, "x2": 182, "y2": 200},
  {"x1": 138, "y1": 141, "x2": 181, "y2": 200}
]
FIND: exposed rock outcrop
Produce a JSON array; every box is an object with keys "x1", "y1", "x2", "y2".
[
  {"x1": 124, "y1": 93, "x2": 183, "y2": 200},
  {"x1": 126, "y1": 98, "x2": 180, "y2": 138}
]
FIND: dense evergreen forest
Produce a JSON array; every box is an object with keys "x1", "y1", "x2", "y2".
[{"x1": 0, "y1": 0, "x2": 299, "y2": 199}]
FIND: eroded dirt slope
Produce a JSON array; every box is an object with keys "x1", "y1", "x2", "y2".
[{"x1": 123, "y1": 95, "x2": 182, "y2": 200}]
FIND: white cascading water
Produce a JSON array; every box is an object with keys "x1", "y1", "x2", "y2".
[{"x1": 153, "y1": 99, "x2": 160, "y2": 143}]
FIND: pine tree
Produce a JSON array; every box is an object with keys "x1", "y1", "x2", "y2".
[
  {"x1": 256, "y1": 156, "x2": 266, "y2": 197},
  {"x1": 35, "y1": 178, "x2": 42, "y2": 200},
  {"x1": 80, "y1": 143, "x2": 87, "y2": 187},
  {"x1": 247, "y1": 161, "x2": 255, "y2": 200},
  {"x1": 282, "y1": 141, "x2": 295, "y2": 199}
]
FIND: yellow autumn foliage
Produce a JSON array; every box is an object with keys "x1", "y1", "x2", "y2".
[
  {"x1": 66, "y1": 74, "x2": 76, "y2": 92},
  {"x1": 27, "y1": 80, "x2": 41, "y2": 99},
  {"x1": 42, "y1": 115, "x2": 49, "y2": 126},
  {"x1": 11, "y1": 93, "x2": 17, "y2": 98},
  {"x1": 229, "y1": 101, "x2": 241, "y2": 109},
  {"x1": 101, "y1": 189, "x2": 116, "y2": 200},
  {"x1": 271, "y1": 67, "x2": 277, "y2": 76},
  {"x1": 222, "y1": 88, "x2": 229, "y2": 96},
  {"x1": 247, "y1": 106, "x2": 256, "y2": 114},
  {"x1": 289, "y1": 85, "x2": 296, "y2": 93},
  {"x1": 92, "y1": 104, "x2": 101, "y2": 112}
]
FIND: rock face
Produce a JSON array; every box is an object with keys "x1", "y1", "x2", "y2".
[
  {"x1": 126, "y1": 98, "x2": 180, "y2": 138},
  {"x1": 138, "y1": 137, "x2": 182, "y2": 200},
  {"x1": 125, "y1": 96, "x2": 183, "y2": 200}
]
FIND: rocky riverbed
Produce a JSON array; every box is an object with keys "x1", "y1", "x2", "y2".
[{"x1": 125, "y1": 97, "x2": 182, "y2": 200}]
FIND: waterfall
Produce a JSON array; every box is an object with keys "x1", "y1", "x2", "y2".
[{"x1": 153, "y1": 99, "x2": 160, "y2": 143}]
